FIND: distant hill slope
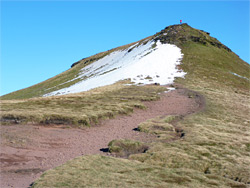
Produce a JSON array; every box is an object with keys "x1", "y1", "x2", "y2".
[{"x1": 2, "y1": 24, "x2": 249, "y2": 100}]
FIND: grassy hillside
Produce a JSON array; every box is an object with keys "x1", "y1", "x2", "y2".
[
  {"x1": 1, "y1": 24, "x2": 249, "y2": 187},
  {"x1": 32, "y1": 25, "x2": 250, "y2": 187},
  {"x1": 1, "y1": 82, "x2": 165, "y2": 126},
  {"x1": 0, "y1": 48, "x2": 123, "y2": 100},
  {"x1": 0, "y1": 36, "x2": 153, "y2": 100},
  {"x1": 2, "y1": 23, "x2": 246, "y2": 101}
]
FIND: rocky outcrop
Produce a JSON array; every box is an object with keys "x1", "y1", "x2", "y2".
[
  {"x1": 153, "y1": 24, "x2": 232, "y2": 52},
  {"x1": 71, "y1": 52, "x2": 110, "y2": 68},
  {"x1": 71, "y1": 58, "x2": 85, "y2": 68}
]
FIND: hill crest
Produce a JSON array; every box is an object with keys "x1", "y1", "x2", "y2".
[{"x1": 1, "y1": 24, "x2": 247, "y2": 100}]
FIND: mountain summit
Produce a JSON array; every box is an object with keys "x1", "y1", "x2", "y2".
[
  {"x1": 154, "y1": 23, "x2": 232, "y2": 52},
  {"x1": 1, "y1": 24, "x2": 248, "y2": 99},
  {"x1": 1, "y1": 24, "x2": 250, "y2": 188}
]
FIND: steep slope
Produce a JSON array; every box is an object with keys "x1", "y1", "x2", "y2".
[
  {"x1": 44, "y1": 41, "x2": 184, "y2": 97},
  {"x1": 31, "y1": 24, "x2": 250, "y2": 187},
  {"x1": 1, "y1": 24, "x2": 250, "y2": 187},
  {"x1": 1, "y1": 32, "x2": 184, "y2": 99},
  {"x1": 4, "y1": 23, "x2": 248, "y2": 100}
]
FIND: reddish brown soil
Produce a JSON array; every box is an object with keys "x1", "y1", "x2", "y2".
[{"x1": 0, "y1": 86, "x2": 205, "y2": 188}]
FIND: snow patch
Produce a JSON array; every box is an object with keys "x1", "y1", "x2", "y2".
[
  {"x1": 165, "y1": 87, "x2": 176, "y2": 93},
  {"x1": 44, "y1": 40, "x2": 186, "y2": 97},
  {"x1": 230, "y1": 72, "x2": 249, "y2": 80}
]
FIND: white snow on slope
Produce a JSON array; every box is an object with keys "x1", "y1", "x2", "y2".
[
  {"x1": 230, "y1": 72, "x2": 249, "y2": 80},
  {"x1": 44, "y1": 40, "x2": 186, "y2": 96}
]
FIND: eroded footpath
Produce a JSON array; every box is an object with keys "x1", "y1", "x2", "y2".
[{"x1": 0, "y1": 86, "x2": 205, "y2": 188}]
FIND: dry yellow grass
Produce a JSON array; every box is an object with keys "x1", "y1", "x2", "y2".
[
  {"x1": 0, "y1": 81, "x2": 166, "y2": 126},
  {"x1": 33, "y1": 62, "x2": 249, "y2": 188},
  {"x1": 7, "y1": 24, "x2": 250, "y2": 187},
  {"x1": 33, "y1": 155, "x2": 246, "y2": 188}
]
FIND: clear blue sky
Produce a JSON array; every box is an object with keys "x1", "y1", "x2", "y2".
[{"x1": 1, "y1": 1, "x2": 249, "y2": 96}]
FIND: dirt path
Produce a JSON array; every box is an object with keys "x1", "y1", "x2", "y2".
[{"x1": 0, "y1": 86, "x2": 205, "y2": 188}]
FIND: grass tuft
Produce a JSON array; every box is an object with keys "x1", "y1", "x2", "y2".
[
  {"x1": 108, "y1": 139, "x2": 149, "y2": 158},
  {"x1": 138, "y1": 115, "x2": 177, "y2": 140}
]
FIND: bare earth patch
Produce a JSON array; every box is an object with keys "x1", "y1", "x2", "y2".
[{"x1": 0, "y1": 86, "x2": 205, "y2": 188}]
